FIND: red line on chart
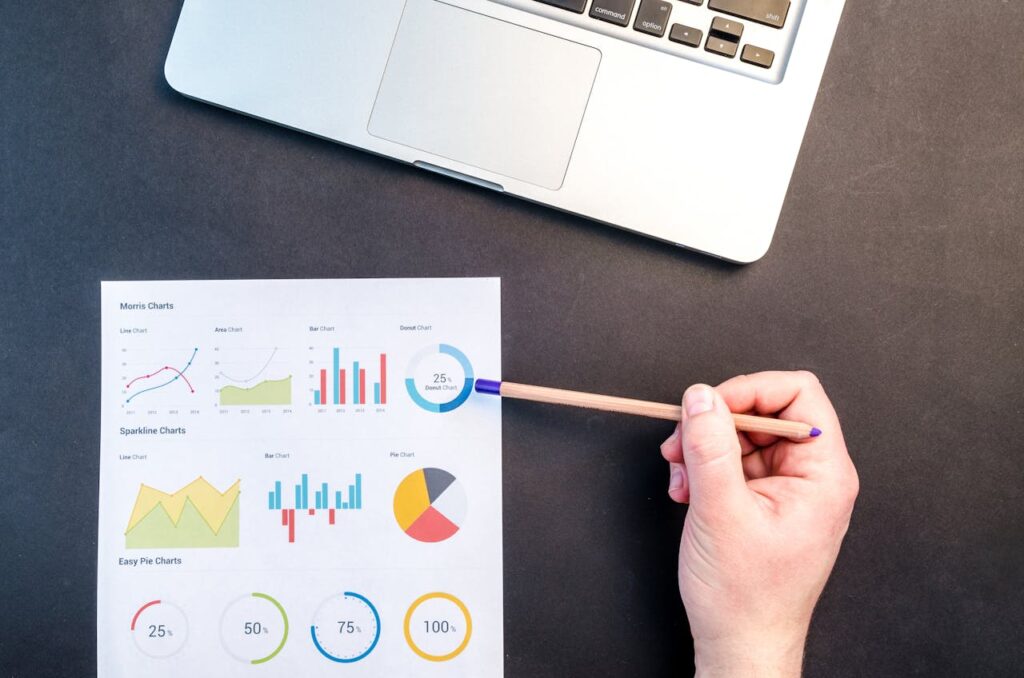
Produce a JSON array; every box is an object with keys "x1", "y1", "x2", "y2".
[
  {"x1": 126, "y1": 366, "x2": 195, "y2": 392},
  {"x1": 123, "y1": 348, "x2": 199, "y2": 404}
]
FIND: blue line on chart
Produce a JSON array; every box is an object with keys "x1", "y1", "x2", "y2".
[{"x1": 125, "y1": 348, "x2": 199, "y2": 404}]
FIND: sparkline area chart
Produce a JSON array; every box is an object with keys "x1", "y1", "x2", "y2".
[{"x1": 98, "y1": 279, "x2": 503, "y2": 676}]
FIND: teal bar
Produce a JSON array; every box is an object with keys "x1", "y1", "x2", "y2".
[
  {"x1": 356, "y1": 473, "x2": 362, "y2": 509},
  {"x1": 314, "y1": 389, "x2": 321, "y2": 405},
  {"x1": 353, "y1": 361, "x2": 360, "y2": 403},
  {"x1": 275, "y1": 481, "x2": 282, "y2": 510},
  {"x1": 374, "y1": 383, "x2": 380, "y2": 404},
  {"x1": 268, "y1": 490, "x2": 274, "y2": 510},
  {"x1": 335, "y1": 490, "x2": 342, "y2": 509},
  {"x1": 301, "y1": 473, "x2": 309, "y2": 509},
  {"x1": 333, "y1": 348, "x2": 340, "y2": 405}
]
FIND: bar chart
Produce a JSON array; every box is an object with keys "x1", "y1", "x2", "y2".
[
  {"x1": 267, "y1": 473, "x2": 363, "y2": 543},
  {"x1": 311, "y1": 348, "x2": 388, "y2": 407}
]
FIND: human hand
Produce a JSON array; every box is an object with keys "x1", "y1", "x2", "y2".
[{"x1": 659, "y1": 372, "x2": 859, "y2": 677}]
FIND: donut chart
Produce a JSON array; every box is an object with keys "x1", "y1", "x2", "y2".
[
  {"x1": 393, "y1": 468, "x2": 467, "y2": 543},
  {"x1": 310, "y1": 592, "x2": 381, "y2": 663},
  {"x1": 404, "y1": 344, "x2": 474, "y2": 413},
  {"x1": 130, "y1": 600, "x2": 188, "y2": 658},
  {"x1": 404, "y1": 592, "x2": 473, "y2": 662}
]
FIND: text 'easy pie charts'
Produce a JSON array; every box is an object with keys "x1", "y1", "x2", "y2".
[
  {"x1": 405, "y1": 344, "x2": 474, "y2": 413},
  {"x1": 393, "y1": 468, "x2": 467, "y2": 542}
]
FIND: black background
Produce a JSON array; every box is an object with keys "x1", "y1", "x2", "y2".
[{"x1": 2, "y1": 1, "x2": 1023, "y2": 676}]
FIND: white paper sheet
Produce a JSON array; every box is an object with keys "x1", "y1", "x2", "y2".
[{"x1": 97, "y1": 278, "x2": 502, "y2": 676}]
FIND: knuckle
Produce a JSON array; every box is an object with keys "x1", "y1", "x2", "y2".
[{"x1": 795, "y1": 370, "x2": 821, "y2": 387}]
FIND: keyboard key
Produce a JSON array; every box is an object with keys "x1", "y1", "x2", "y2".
[
  {"x1": 590, "y1": 0, "x2": 636, "y2": 27},
  {"x1": 682, "y1": 0, "x2": 703, "y2": 5},
  {"x1": 708, "y1": 0, "x2": 790, "y2": 29},
  {"x1": 705, "y1": 36, "x2": 738, "y2": 58},
  {"x1": 534, "y1": 0, "x2": 587, "y2": 13},
  {"x1": 669, "y1": 24, "x2": 703, "y2": 48},
  {"x1": 633, "y1": 0, "x2": 672, "y2": 38},
  {"x1": 740, "y1": 44, "x2": 774, "y2": 68},
  {"x1": 709, "y1": 16, "x2": 743, "y2": 41}
]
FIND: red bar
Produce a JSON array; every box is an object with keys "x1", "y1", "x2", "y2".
[
  {"x1": 288, "y1": 509, "x2": 295, "y2": 543},
  {"x1": 319, "y1": 369, "x2": 327, "y2": 405},
  {"x1": 308, "y1": 508, "x2": 315, "y2": 515},
  {"x1": 329, "y1": 508, "x2": 336, "y2": 525},
  {"x1": 380, "y1": 354, "x2": 387, "y2": 404},
  {"x1": 339, "y1": 369, "x2": 346, "y2": 404},
  {"x1": 281, "y1": 508, "x2": 288, "y2": 526},
  {"x1": 359, "y1": 369, "x2": 366, "y2": 404}
]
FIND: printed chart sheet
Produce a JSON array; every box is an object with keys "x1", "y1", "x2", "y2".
[{"x1": 97, "y1": 278, "x2": 502, "y2": 676}]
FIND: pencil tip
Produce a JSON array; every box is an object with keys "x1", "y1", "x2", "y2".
[
  {"x1": 810, "y1": 427, "x2": 822, "y2": 438},
  {"x1": 474, "y1": 379, "x2": 502, "y2": 395}
]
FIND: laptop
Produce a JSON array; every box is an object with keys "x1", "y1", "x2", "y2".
[{"x1": 165, "y1": 0, "x2": 846, "y2": 262}]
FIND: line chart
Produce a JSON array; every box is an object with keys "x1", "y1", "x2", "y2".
[
  {"x1": 218, "y1": 347, "x2": 278, "y2": 383},
  {"x1": 124, "y1": 348, "x2": 199, "y2": 404}
]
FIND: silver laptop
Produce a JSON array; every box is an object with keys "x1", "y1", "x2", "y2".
[{"x1": 165, "y1": 0, "x2": 846, "y2": 262}]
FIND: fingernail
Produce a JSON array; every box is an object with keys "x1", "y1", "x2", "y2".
[
  {"x1": 684, "y1": 385, "x2": 716, "y2": 417},
  {"x1": 669, "y1": 464, "x2": 683, "y2": 492}
]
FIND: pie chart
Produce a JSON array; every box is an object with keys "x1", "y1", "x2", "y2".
[{"x1": 393, "y1": 468, "x2": 466, "y2": 543}]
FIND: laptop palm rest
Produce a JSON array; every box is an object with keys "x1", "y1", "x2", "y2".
[{"x1": 368, "y1": 0, "x2": 601, "y2": 191}]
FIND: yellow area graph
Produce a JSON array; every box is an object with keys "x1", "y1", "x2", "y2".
[{"x1": 125, "y1": 477, "x2": 240, "y2": 548}]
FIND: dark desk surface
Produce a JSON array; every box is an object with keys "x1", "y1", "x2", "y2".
[{"x1": 2, "y1": 1, "x2": 1022, "y2": 676}]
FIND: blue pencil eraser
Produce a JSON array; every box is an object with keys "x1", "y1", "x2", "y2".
[{"x1": 474, "y1": 379, "x2": 502, "y2": 395}]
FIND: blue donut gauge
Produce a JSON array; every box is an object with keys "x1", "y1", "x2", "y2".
[
  {"x1": 310, "y1": 592, "x2": 381, "y2": 663},
  {"x1": 405, "y1": 344, "x2": 474, "y2": 413}
]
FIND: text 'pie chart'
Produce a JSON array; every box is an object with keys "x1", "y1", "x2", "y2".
[{"x1": 393, "y1": 468, "x2": 467, "y2": 543}]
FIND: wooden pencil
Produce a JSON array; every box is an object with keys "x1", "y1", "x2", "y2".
[{"x1": 474, "y1": 379, "x2": 821, "y2": 440}]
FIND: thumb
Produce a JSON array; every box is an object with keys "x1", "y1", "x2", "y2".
[{"x1": 680, "y1": 384, "x2": 748, "y2": 508}]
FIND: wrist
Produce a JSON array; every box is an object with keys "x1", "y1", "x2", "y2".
[{"x1": 693, "y1": 629, "x2": 807, "y2": 678}]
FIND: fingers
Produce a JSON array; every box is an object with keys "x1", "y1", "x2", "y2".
[
  {"x1": 718, "y1": 371, "x2": 855, "y2": 488},
  {"x1": 679, "y1": 384, "x2": 749, "y2": 509},
  {"x1": 660, "y1": 423, "x2": 682, "y2": 463},
  {"x1": 716, "y1": 371, "x2": 840, "y2": 436},
  {"x1": 668, "y1": 462, "x2": 689, "y2": 503}
]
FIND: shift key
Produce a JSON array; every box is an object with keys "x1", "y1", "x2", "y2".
[{"x1": 708, "y1": 0, "x2": 790, "y2": 29}]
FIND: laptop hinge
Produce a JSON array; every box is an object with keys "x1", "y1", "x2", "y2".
[{"x1": 413, "y1": 161, "x2": 504, "y2": 192}]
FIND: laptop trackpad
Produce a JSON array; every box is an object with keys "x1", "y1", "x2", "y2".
[{"x1": 368, "y1": 0, "x2": 601, "y2": 190}]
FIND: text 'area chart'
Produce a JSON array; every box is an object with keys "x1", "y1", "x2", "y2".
[{"x1": 98, "y1": 279, "x2": 502, "y2": 676}]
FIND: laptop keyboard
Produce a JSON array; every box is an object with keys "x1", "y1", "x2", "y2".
[{"x1": 490, "y1": 0, "x2": 804, "y2": 83}]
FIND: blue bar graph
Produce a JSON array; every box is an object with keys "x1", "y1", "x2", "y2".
[
  {"x1": 374, "y1": 383, "x2": 380, "y2": 405},
  {"x1": 333, "y1": 348, "x2": 340, "y2": 405},
  {"x1": 353, "y1": 361, "x2": 360, "y2": 404}
]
